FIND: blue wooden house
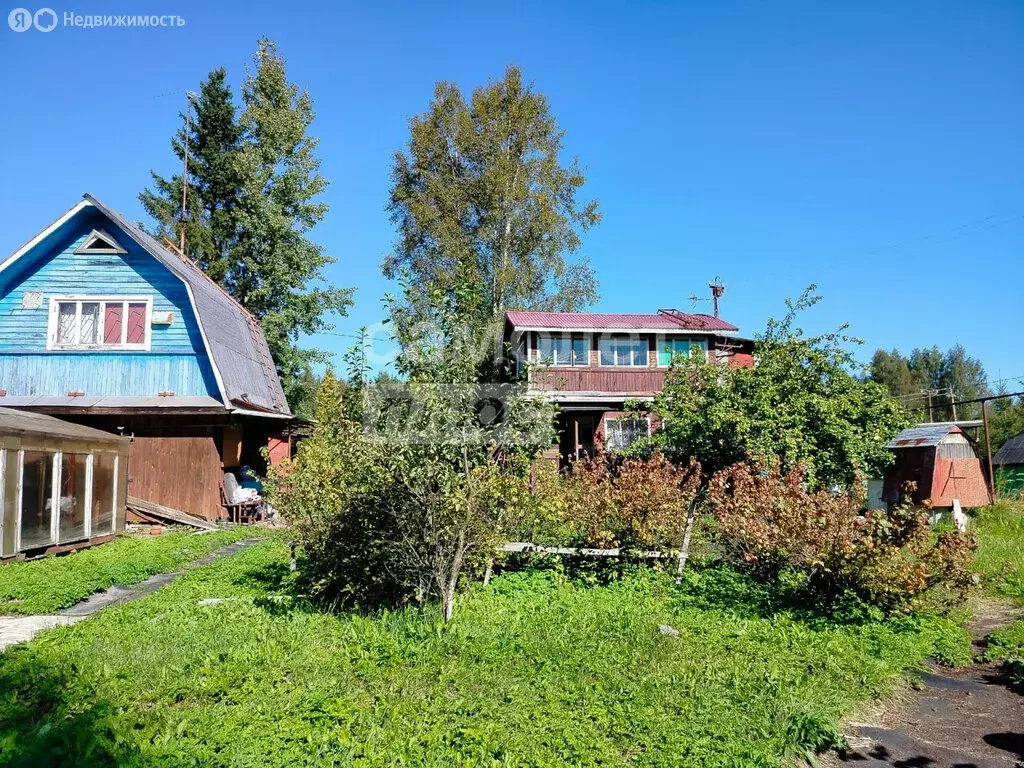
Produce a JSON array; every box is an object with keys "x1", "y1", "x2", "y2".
[{"x1": 0, "y1": 194, "x2": 293, "y2": 519}]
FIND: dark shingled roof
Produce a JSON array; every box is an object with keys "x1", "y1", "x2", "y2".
[
  {"x1": 84, "y1": 195, "x2": 291, "y2": 417},
  {"x1": 993, "y1": 432, "x2": 1024, "y2": 467}
]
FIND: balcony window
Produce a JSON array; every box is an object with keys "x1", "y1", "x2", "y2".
[
  {"x1": 598, "y1": 337, "x2": 648, "y2": 367},
  {"x1": 658, "y1": 338, "x2": 708, "y2": 366},
  {"x1": 605, "y1": 417, "x2": 650, "y2": 451},
  {"x1": 537, "y1": 336, "x2": 588, "y2": 366},
  {"x1": 49, "y1": 297, "x2": 151, "y2": 350}
]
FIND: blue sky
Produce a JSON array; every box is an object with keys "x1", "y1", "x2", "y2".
[{"x1": 2, "y1": 0, "x2": 1022, "y2": 387}]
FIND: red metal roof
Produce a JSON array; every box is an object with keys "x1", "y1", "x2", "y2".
[{"x1": 505, "y1": 310, "x2": 739, "y2": 332}]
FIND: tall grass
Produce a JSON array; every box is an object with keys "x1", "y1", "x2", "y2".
[{"x1": 973, "y1": 499, "x2": 1024, "y2": 602}]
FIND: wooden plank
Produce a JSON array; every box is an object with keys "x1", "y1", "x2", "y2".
[
  {"x1": 500, "y1": 542, "x2": 673, "y2": 559},
  {"x1": 126, "y1": 429, "x2": 223, "y2": 519},
  {"x1": 126, "y1": 495, "x2": 220, "y2": 530}
]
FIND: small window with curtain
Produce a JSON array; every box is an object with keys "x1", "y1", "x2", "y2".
[
  {"x1": 536, "y1": 335, "x2": 589, "y2": 366},
  {"x1": 49, "y1": 297, "x2": 151, "y2": 350},
  {"x1": 658, "y1": 337, "x2": 708, "y2": 366},
  {"x1": 598, "y1": 336, "x2": 648, "y2": 366},
  {"x1": 604, "y1": 417, "x2": 651, "y2": 451}
]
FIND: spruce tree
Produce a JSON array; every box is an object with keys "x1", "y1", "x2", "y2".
[
  {"x1": 140, "y1": 68, "x2": 241, "y2": 280},
  {"x1": 233, "y1": 38, "x2": 353, "y2": 406},
  {"x1": 141, "y1": 40, "x2": 353, "y2": 412}
]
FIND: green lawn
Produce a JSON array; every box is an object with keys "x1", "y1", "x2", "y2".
[
  {"x1": 0, "y1": 539, "x2": 968, "y2": 767},
  {"x1": 0, "y1": 526, "x2": 255, "y2": 615}
]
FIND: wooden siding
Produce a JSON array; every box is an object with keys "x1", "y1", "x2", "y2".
[
  {"x1": 532, "y1": 368, "x2": 666, "y2": 394},
  {"x1": 0, "y1": 352, "x2": 216, "y2": 397},
  {"x1": 127, "y1": 428, "x2": 224, "y2": 520},
  {"x1": 0, "y1": 210, "x2": 219, "y2": 398}
]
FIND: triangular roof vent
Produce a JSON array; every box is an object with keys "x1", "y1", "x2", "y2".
[{"x1": 75, "y1": 229, "x2": 127, "y2": 255}]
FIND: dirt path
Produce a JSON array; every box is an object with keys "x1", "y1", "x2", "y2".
[
  {"x1": 0, "y1": 538, "x2": 259, "y2": 652},
  {"x1": 835, "y1": 602, "x2": 1024, "y2": 767}
]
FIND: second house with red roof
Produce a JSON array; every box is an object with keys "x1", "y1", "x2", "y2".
[{"x1": 503, "y1": 303, "x2": 754, "y2": 464}]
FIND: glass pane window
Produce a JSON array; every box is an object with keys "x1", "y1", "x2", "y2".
[
  {"x1": 91, "y1": 453, "x2": 117, "y2": 535},
  {"x1": 538, "y1": 336, "x2": 589, "y2": 366},
  {"x1": 658, "y1": 338, "x2": 708, "y2": 366},
  {"x1": 598, "y1": 337, "x2": 648, "y2": 366},
  {"x1": 51, "y1": 299, "x2": 149, "y2": 350},
  {"x1": 20, "y1": 451, "x2": 55, "y2": 550},
  {"x1": 79, "y1": 302, "x2": 100, "y2": 344},
  {"x1": 57, "y1": 302, "x2": 76, "y2": 344},
  {"x1": 572, "y1": 337, "x2": 588, "y2": 366},
  {"x1": 605, "y1": 418, "x2": 650, "y2": 451},
  {"x1": 58, "y1": 453, "x2": 89, "y2": 544}
]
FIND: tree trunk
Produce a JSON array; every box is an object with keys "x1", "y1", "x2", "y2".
[{"x1": 676, "y1": 497, "x2": 700, "y2": 583}]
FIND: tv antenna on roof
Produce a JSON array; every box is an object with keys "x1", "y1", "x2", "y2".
[{"x1": 688, "y1": 276, "x2": 726, "y2": 318}]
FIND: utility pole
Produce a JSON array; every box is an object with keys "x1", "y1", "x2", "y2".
[
  {"x1": 926, "y1": 390, "x2": 934, "y2": 422},
  {"x1": 981, "y1": 398, "x2": 996, "y2": 500},
  {"x1": 949, "y1": 387, "x2": 958, "y2": 421},
  {"x1": 179, "y1": 91, "x2": 195, "y2": 256}
]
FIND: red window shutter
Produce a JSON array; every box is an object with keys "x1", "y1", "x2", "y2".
[
  {"x1": 126, "y1": 303, "x2": 146, "y2": 344},
  {"x1": 103, "y1": 303, "x2": 123, "y2": 344}
]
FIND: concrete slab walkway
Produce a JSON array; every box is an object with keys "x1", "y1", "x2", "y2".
[{"x1": 0, "y1": 538, "x2": 259, "y2": 652}]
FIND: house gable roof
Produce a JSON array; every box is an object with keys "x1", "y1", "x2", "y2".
[
  {"x1": 504, "y1": 310, "x2": 740, "y2": 333},
  {"x1": 887, "y1": 423, "x2": 962, "y2": 449},
  {"x1": 993, "y1": 432, "x2": 1024, "y2": 467},
  {"x1": 0, "y1": 195, "x2": 291, "y2": 417}
]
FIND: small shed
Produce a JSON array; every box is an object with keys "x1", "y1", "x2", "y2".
[
  {"x1": 1, "y1": 407, "x2": 130, "y2": 560},
  {"x1": 883, "y1": 424, "x2": 991, "y2": 509},
  {"x1": 993, "y1": 432, "x2": 1024, "y2": 497}
]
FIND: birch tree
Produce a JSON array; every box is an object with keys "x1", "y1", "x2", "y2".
[{"x1": 385, "y1": 66, "x2": 600, "y2": 325}]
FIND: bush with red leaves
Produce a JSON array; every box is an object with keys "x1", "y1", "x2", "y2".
[{"x1": 706, "y1": 462, "x2": 977, "y2": 612}]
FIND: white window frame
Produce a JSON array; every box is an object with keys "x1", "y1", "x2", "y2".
[
  {"x1": 597, "y1": 336, "x2": 649, "y2": 367},
  {"x1": 47, "y1": 296, "x2": 152, "y2": 351},
  {"x1": 7, "y1": 449, "x2": 115, "y2": 553},
  {"x1": 656, "y1": 336, "x2": 709, "y2": 367},
  {"x1": 0, "y1": 449, "x2": 5, "y2": 557},
  {"x1": 604, "y1": 416, "x2": 652, "y2": 452},
  {"x1": 536, "y1": 334, "x2": 589, "y2": 367},
  {"x1": 74, "y1": 229, "x2": 128, "y2": 255}
]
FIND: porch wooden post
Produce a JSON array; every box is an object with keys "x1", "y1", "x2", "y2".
[{"x1": 574, "y1": 419, "x2": 580, "y2": 461}]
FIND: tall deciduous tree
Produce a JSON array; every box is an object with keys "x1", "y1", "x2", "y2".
[
  {"x1": 141, "y1": 40, "x2": 353, "y2": 412},
  {"x1": 637, "y1": 287, "x2": 909, "y2": 488},
  {"x1": 385, "y1": 65, "x2": 600, "y2": 327}
]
